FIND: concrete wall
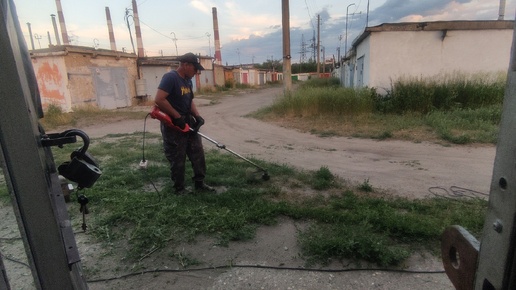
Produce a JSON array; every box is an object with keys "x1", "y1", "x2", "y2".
[
  {"x1": 31, "y1": 54, "x2": 71, "y2": 111},
  {"x1": 31, "y1": 47, "x2": 138, "y2": 111},
  {"x1": 353, "y1": 27, "x2": 512, "y2": 92},
  {"x1": 214, "y1": 64, "x2": 225, "y2": 87}
]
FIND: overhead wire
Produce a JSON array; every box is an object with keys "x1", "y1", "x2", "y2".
[{"x1": 304, "y1": 0, "x2": 315, "y2": 30}]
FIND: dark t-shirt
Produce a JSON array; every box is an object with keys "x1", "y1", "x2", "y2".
[{"x1": 158, "y1": 70, "x2": 194, "y2": 115}]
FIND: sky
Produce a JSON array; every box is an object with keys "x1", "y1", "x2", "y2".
[{"x1": 12, "y1": 0, "x2": 516, "y2": 66}]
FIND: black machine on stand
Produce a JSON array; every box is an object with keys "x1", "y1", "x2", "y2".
[{"x1": 0, "y1": 0, "x2": 100, "y2": 288}]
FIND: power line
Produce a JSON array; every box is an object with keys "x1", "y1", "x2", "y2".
[
  {"x1": 304, "y1": 0, "x2": 315, "y2": 30},
  {"x1": 138, "y1": 18, "x2": 207, "y2": 42}
]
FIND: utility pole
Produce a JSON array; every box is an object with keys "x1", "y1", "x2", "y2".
[
  {"x1": 321, "y1": 46, "x2": 325, "y2": 73},
  {"x1": 282, "y1": 0, "x2": 292, "y2": 92},
  {"x1": 170, "y1": 32, "x2": 178, "y2": 56},
  {"x1": 366, "y1": 0, "x2": 370, "y2": 27},
  {"x1": 316, "y1": 14, "x2": 320, "y2": 77},
  {"x1": 125, "y1": 8, "x2": 136, "y2": 54},
  {"x1": 34, "y1": 33, "x2": 42, "y2": 49},
  {"x1": 344, "y1": 3, "x2": 355, "y2": 86},
  {"x1": 338, "y1": 35, "x2": 342, "y2": 65},
  {"x1": 345, "y1": 3, "x2": 355, "y2": 58}
]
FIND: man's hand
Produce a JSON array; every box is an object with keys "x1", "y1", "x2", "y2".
[
  {"x1": 192, "y1": 116, "x2": 205, "y2": 132},
  {"x1": 172, "y1": 117, "x2": 186, "y2": 130}
]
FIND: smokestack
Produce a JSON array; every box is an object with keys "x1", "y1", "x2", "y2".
[
  {"x1": 498, "y1": 0, "x2": 506, "y2": 20},
  {"x1": 47, "y1": 31, "x2": 53, "y2": 46},
  {"x1": 132, "y1": 0, "x2": 144, "y2": 57},
  {"x1": 105, "y1": 7, "x2": 117, "y2": 51},
  {"x1": 51, "y1": 14, "x2": 61, "y2": 45},
  {"x1": 26, "y1": 22, "x2": 35, "y2": 50},
  {"x1": 54, "y1": 0, "x2": 69, "y2": 44},
  {"x1": 212, "y1": 7, "x2": 222, "y2": 65}
]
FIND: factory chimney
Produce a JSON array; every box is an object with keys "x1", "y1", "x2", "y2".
[
  {"x1": 50, "y1": 14, "x2": 61, "y2": 45},
  {"x1": 498, "y1": 0, "x2": 506, "y2": 20},
  {"x1": 54, "y1": 0, "x2": 69, "y2": 44},
  {"x1": 26, "y1": 22, "x2": 35, "y2": 50},
  {"x1": 212, "y1": 7, "x2": 222, "y2": 65},
  {"x1": 105, "y1": 7, "x2": 117, "y2": 51},
  {"x1": 132, "y1": 0, "x2": 145, "y2": 57}
]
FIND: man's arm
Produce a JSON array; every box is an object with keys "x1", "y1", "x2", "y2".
[
  {"x1": 190, "y1": 100, "x2": 200, "y2": 117},
  {"x1": 155, "y1": 88, "x2": 181, "y2": 119}
]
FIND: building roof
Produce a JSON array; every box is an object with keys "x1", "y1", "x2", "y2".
[
  {"x1": 29, "y1": 44, "x2": 137, "y2": 58},
  {"x1": 352, "y1": 20, "x2": 514, "y2": 48},
  {"x1": 138, "y1": 55, "x2": 213, "y2": 66}
]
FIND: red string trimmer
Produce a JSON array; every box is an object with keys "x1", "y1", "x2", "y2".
[{"x1": 150, "y1": 106, "x2": 270, "y2": 181}]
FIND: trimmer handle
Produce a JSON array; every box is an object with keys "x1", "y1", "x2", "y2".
[{"x1": 150, "y1": 105, "x2": 190, "y2": 133}]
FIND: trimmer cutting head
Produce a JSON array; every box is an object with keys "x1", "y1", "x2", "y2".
[{"x1": 246, "y1": 168, "x2": 270, "y2": 182}]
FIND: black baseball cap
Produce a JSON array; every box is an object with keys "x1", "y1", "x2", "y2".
[{"x1": 177, "y1": 52, "x2": 205, "y2": 71}]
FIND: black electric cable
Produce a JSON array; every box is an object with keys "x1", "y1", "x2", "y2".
[
  {"x1": 0, "y1": 253, "x2": 30, "y2": 268},
  {"x1": 141, "y1": 112, "x2": 162, "y2": 201},
  {"x1": 87, "y1": 264, "x2": 446, "y2": 283},
  {"x1": 428, "y1": 185, "x2": 488, "y2": 200},
  {"x1": 0, "y1": 236, "x2": 21, "y2": 241}
]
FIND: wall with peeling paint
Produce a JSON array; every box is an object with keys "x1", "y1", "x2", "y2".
[
  {"x1": 30, "y1": 45, "x2": 137, "y2": 112},
  {"x1": 31, "y1": 56, "x2": 69, "y2": 110}
]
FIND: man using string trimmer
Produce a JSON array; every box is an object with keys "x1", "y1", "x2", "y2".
[{"x1": 153, "y1": 52, "x2": 215, "y2": 195}]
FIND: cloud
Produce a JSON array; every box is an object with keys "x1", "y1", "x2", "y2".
[
  {"x1": 367, "y1": 0, "x2": 510, "y2": 25},
  {"x1": 190, "y1": 0, "x2": 212, "y2": 15}
]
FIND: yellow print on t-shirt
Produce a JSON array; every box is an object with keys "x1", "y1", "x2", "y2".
[{"x1": 181, "y1": 86, "x2": 192, "y2": 95}]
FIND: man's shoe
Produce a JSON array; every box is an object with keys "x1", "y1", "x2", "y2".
[
  {"x1": 174, "y1": 187, "x2": 192, "y2": 195},
  {"x1": 195, "y1": 182, "x2": 216, "y2": 192}
]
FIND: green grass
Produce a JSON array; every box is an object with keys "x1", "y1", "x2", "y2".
[
  {"x1": 0, "y1": 77, "x2": 499, "y2": 267},
  {"x1": 0, "y1": 132, "x2": 486, "y2": 268},
  {"x1": 262, "y1": 86, "x2": 376, "y2": 117},
  {"x1": 253, "y1": 74, "x2": 505, "y2": 144},
  {"x1": 40, "y1": 104, "x2": 148, "y2": 130}
]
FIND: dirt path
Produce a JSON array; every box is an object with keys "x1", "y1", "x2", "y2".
[
  {"x1": 85, "y1": 86, "x2": 496, "y2": 199},
  {"x1": 3, "y1": 86, "x2": 496, "y2": 289}
]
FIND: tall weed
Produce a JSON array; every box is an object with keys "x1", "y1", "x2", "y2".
[
  {"x1": 300, "y1": 77, "x2": 341, "y2": 89},
  {"x1": 379, "y1": 72, "x2": 506, "y2": 114},
  {"x1": 271, "y1": 86, "x2": 376, "y2": 117}
]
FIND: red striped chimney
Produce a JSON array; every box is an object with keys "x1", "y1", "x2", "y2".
[
  {"x1": 132, "y1": 0, "x2": 144, "y2": 57},
  {"x1": 105, "y1": 7, "x2": 117, "y2": 51},
  {"x1": 54, "y1": 0, "x2": 69, "y2": 45},
  {"x1": 212, "y1": 7, "x2": 222, "y2": 65}
]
